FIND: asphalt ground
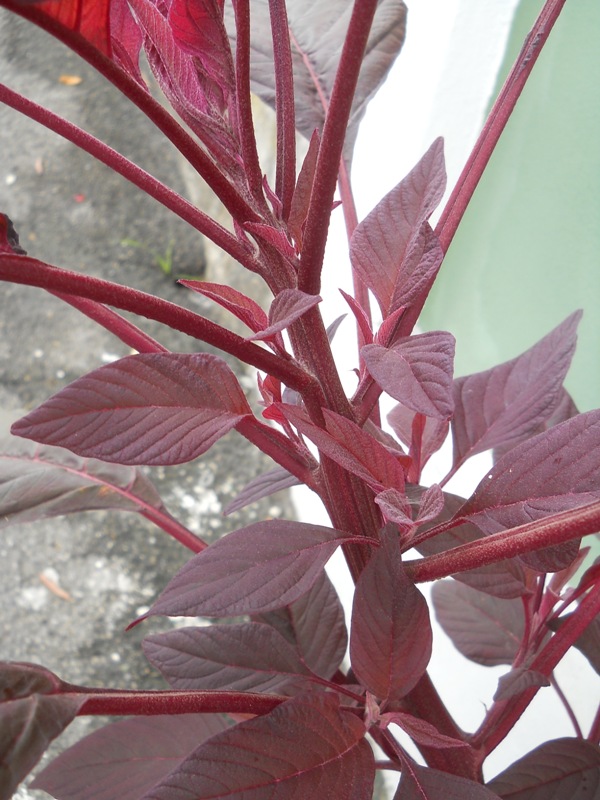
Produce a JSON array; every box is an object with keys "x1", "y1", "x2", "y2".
[{"x1": 0, "y1": 10, "x2": 294, "y2": 796}]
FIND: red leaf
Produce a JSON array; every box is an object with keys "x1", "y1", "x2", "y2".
[
  {"x1": 180, "y1": 280, "x2": 268, "y2": 334},
  {"x1": 493, "y1": 668, "x2": 550, "y2": 702},
  {"x1": 254, "y1": 570, "x2": 348, "y2": 679},
  {"x1": 487, "y1": 738, "x2": 600, "y2": 799},
  {"x1": 168, "y1": 0, "x2": 234, "y2": 93},
  {"x1": 350, "y1": 139, "x2": 446, "y2": 315},
  {"x1": 452, "y1": 313, "x2": 581, "y2": 469},
  {"x1": 431, "y1": 581, "x2": 524, "y2": 666},
  {"x1": 280, "y1": 404, "x2": 407, "y2": 492},
  {"x1": 129, "y1": 0, "x2": 236, "y2": 153},
  {"x1": 143, "y1": 693, "x2": 374, "y2": 800},
  {"x1": 350, "y1": 527, "x2": 432, "y2": 701},
  {"x1": 380, "y1": 711, "x2": 470, "y2": 750},
  {"x1": 549, "y1": 613, "x2": 600, "y2": 675},
  {"x1": 458, "y1": 409, "x2": 600, "y2": 571},
  {"x1": 0, "y1": 436, "x2": 166, "y2": 526},
  {"x1": 11, "y1": 353, "x2": 252, "y2": 466},
  {"x1": 414, "y1": 490, "x2": 528, "y2": 599},
  {"x1": 32, "y1": 714, "x2": 230, "y2": 800},
  {"x1": 396, "y1": 763, "x2": 502, "y2": 799},
  {"x1": 244, "y1": 223, "x2": 297, "y2": 259},
  {"x1": 143, "y1": 623, "x2": 311, "y2": 694},
  {"x1": 0, "y1": 693, "x2": 83, "y2": 800},
  {"x1": 288, "y1": 130, "x2": 320, "y2": 249},
  {"x1": 387, "y1": 405, "x2": 449, "y2": 473},
  {"x1": 249, "y1": 289, "x2": 321, "y2": 341},
  {"x1": 362, "y1": 332, "x2": 455, "y2": 420},
  {"x1": 23, "y1": 0, "x2": 113, "y2": 55},
  {"x1": 143, "y1": 520, "x2": 362, "y2": 619}
]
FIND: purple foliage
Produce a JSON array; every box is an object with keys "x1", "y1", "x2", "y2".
[{"x1": 0, "y1": 0, "x2": 598, "y2": 798}]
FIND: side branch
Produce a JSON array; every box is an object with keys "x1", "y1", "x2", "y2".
[{"x1": 405, "y1": 501, "x2": 600, "y2": 583}]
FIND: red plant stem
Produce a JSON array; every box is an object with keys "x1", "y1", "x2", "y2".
[
  {"x1": 0, "y1": 255, "x2": 318, "y2": 396},
  {"x1": 299, "y1": 0, "x2": 379, "y2": 296},
  {"x1": 233, "y1": 0, "x2": 268, "y2": 205},
  {"x1": 49, "y1": 293, "x2": 169, "y2": 354},
  {"x1": 473, "y1": 580, "x2": 600, "y2": 755},
  {"x1": 268, "y1": 0, "x2": 296, "y2": 220},
  {"x1": 0, "y1": 82, "x2": 257, "y2": 272},
  {"x1": 0, "y1": 0, "x2": 260, "y2": 226},
  {"x1": 139, "y1": 507, "x2": 208, "y2": 553},
  {"x1": 405, "y1": 501, "x2": 600, "y2": 583},
  {"x1": 60, "y1": 687, "x2": 287, "y2": 718},
  {"x1": 435, "y1": 0, "x2": 567, "y2": 253}
]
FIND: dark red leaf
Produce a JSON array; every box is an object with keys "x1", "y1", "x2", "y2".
[
  {"x1": 244, "y1": 223, "x2": 297, "y2": 260},
  {"x1": 0, "y1": 694, "x2": 83, "y2": 800},
  {"x1": 350, "y1": 139, "x2": 446, "y2": 315},
  {"x1": 224, "y1": 466, "x2": 300, "y2": 515},
  {"x1": 380, "y1": 711, "x2": 470, "y2": 750},
  {"x1": 0, "y1": 436, "x2": 166, "y2": 527},
  {"x1": 32, "y1": 714, "x2": 230, "y2": 800},
  {"x1": 493, "y1": 668, "x2": 550, "y2": 702},
  {"x1": 254, "y1": 570, "x2": 348, "y2": 679},
  {"x1": 180, "y1": 280, "x2": 268, "y2": 334},
  {"x1": 142, "y1": 520, "x2": 362, "y2": 619},
  {"x1": 141, "y1": 692, "x2": 374, "y2": 800},
  {"x1": 226, "y1": 0, "x2": 407, "y2": 162},
  {"x1": 452, "y1": 313, "x2": 581, "y2": 469},
  {"x1": 129, "y1": 0, "x2": 236, "y2": 154},
  {"x1": 487, "y1": 738, "x2": 600, "y2": 799},
  {"x1": 11, "y1": 353, "x2": 252, "y2": 466},
  {"x1": 249, "y1": 289, "x2": 321, "y2": 341},
  {"x1": 431, "y1": 581, "x2": 524, "y2": 667},
  {"x1": 143, "y1": 623, "x2": 311, "y2": 694},
  {"x1": 362, "y1": 332, "x2": 455, "y2": 420},
  {"x1": 0, "y1": 662, "x2": 64, "y2": 701},
  {"x1": 457, "y1": 409, "x2": 600, "y2": 571},
  {"x1": 279, "y1": 404, "x2": 407, "y2": 492},
  {"x1": 9, "y1": 0, "x2": 144, "y2": 81},
  {"x1": 350, "y1": 527, "x2": 432, "y2": 701},
  {"x1": 395, "y1": 763, "x2": 502, "y2": 799}
]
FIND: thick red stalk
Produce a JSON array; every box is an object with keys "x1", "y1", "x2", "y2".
[
  {"x1": 435, "y1": 0, "x2": 568, "y2": 253},
  {"x1": 62, "y1": 687, "x2": 286, "y2": 717},
  {"x1": 405, "y1": 501, "x2": 600, "y2": 583},
  {"x1": 268, "y1": 0, "x2": 296, "y2": 220},
  {"x1": 298, "y1": 0, "x2": 379, "y2": 295},
  {"x1": 233, "y1": 0, "x2": 268, "y2": 205},
  {"x1": 0, "y1": 0, "x2": 261, "y2": 226},
  {"x1": 0, "y1": 82, "x2": 257, "y2": 271},
  {"x1": 0, "y1": 255, "x2": 317, "y2": 396}
]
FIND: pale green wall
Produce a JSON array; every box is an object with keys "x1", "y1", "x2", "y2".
[{"x1": 420, "y1": 0, "x2": 600, "y2": 411}]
